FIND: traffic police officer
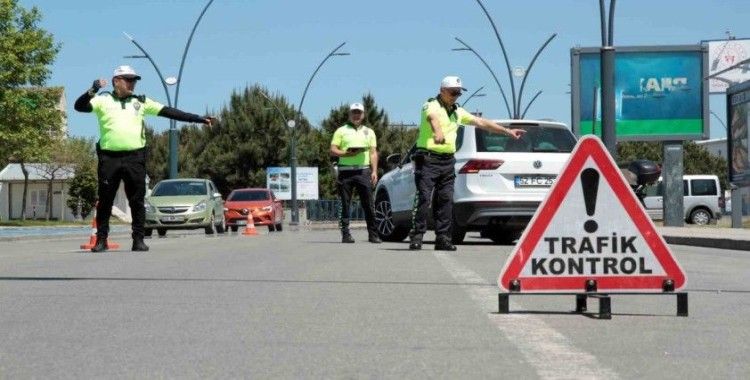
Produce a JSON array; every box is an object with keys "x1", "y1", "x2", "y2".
[
  {"x1": 330, "y1": 103, "x2": 381, "y2": 244},
  {"x1": 409, "y1": 76, "x2": 526, "y2": 251},
  {"x1": 74, "y1": 65, "x2": 215, "y2": 252}
]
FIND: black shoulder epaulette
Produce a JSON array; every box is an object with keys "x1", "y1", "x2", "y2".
[
  {"x1": 100, "y1": 91, "x2": 112, "y2": 96},
  {"x1": 136, "y1": 94, "x2": 146, "y2": 102},
  {"x1": 427, "y1": 97, "x2": 436, "y2": 102}
]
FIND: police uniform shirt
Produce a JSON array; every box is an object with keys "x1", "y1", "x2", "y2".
[
  {"x1": 416, "y1": 97, "x2": 475, "y2": 154},
  {"x1": 331, "y1": 123, "x2": 377, "y2": 166},
  {"x1": 90, "y1": 93, "x2": 165, "y2": 151}
]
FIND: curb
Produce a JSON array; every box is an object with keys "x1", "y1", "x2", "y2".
[{"x1": 662, "y1": 235, "x2": 750, "y2": 251}]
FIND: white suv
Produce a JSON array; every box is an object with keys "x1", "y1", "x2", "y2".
[{"x1": 373, "y1": 120, "x2": 577, "y2": 244}]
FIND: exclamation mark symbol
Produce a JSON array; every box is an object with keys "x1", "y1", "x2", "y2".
[{"x1": 581, "y1": 168, "x2": 600, "y2": 233}]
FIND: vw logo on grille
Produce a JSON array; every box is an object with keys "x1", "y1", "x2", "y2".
[
  {"x1": 241, "y1": 208, "x2": 249, "y2": 215},
  {"x1": 533, "y1": 160, "x2": 542, "y2": 169}
]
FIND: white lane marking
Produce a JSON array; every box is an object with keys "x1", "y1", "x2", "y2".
[{"x1": 433, "y1": 252, "x2": 619, "y2": 380}]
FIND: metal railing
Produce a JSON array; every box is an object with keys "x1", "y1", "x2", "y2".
[{"x1": 305, "y1": 200, "x2": 365, "y2": 222}]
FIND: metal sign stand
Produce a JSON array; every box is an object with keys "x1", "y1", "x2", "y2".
[{"x1": 498, "y1": 280, "x2": 689, "y2": 320}]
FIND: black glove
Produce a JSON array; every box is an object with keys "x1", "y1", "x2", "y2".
[{"x1": 91, "y1": 79, "x2": 102, "y2": 93}]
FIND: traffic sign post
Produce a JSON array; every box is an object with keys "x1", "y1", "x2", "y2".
[{"x1": 497, "y1": 136, "x2": 688, "y2": 318}]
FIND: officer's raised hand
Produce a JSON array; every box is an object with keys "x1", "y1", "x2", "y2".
[{"x1": 89, "y1": 78, "x2": 107, "y2": 95}]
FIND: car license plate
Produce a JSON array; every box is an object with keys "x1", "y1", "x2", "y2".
[
  {"x1": 160, "y1": 215, "x2": 185, "y2": 222},
  {"x1": 514, "y1": 175, "x2": 556, "y2": 187},
  {"x1": 236, "y1": 220, "x2": 247, "y2": 226}
]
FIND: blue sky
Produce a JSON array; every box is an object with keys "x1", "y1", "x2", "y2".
[{"x1": 24, "y1": 0, "x2": 750, "y2": 140}]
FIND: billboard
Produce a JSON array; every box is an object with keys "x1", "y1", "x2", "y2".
[
  {"x1": 728, "y1": 81, "x2": 750, "y2": 186},
  {"x1": 266, "y1": 167, "x2": 319, "y2": 200},
  {"x1": 571, "y1": 45, "x2": 709, "y2": 141},
  {"x1": 707, "y1": 38, "x2": 750, "y2": 94}
]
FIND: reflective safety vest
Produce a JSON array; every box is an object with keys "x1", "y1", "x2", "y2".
[
  {"x1": 331, "y1": 123, "x2": 377, "y2": 166},
  {"x1": 90, "y1": 92, "x2": 164, "y2": 151},
  {"x1": 416, "y1": 97, "x2": 475, "y2": 154}
]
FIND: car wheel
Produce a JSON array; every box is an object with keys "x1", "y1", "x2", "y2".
[
  {"x1": 216, "y1": 216, "x2": 225, "y2": 234},
  {"x1": 157, "y1": 228, "x2": 167, "y2": 237},
  {"x1": 689, "y1": 208, "x2": 711, "y2": 225},
  {"x1": 231, "y1": 226, "x2": 238, "y2": 232},
  {"x1": 144, "y1": 228, "x2": 153, "y2": 237},
  {"x1": 205, "y1": 214, "x2": 215, "y2": 235},
  {"x1": 374, "y1": 193, "x2": 409, "y2": 242}
]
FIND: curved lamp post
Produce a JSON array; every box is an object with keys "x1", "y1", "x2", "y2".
[
  {"x1": 461, "y1": 86, "x2": 486, "y2": 108},
  {"x1": 457, "y1": 0, "x2": 556, "y2": 119},
  {"x1": 124, "y1": 0, "x2": 215, "y2": 179},
  {"x1": 453, "y1": 38, "x2": 512, "y2": 118},
  {"x1": 290, "y1": 42, "x2": 350, "y2": 226}
]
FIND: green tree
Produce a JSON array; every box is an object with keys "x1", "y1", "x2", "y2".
[
  {"x1": 29, "y1": 136, "x2": 94, "y2": 220},
  {"x1": 145, "y1": 126, "x2": 169, "y2": 185},
  {"x1": 618, "y1": 141, "x2": 728, "y2": 190},
  {"x1": 185, "y1": 85, "x2": 296, "y2": 195},
  {"x1": 0, "y1": 0, "x2": 62, "y2": 220},
  {"x1": 65, "y1": 138, "x2": 97, "y2": 219},
  {"x1": 0, "y1": 0, "x2": 63, "y2": 219}
]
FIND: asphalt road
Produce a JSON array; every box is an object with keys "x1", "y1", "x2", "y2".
[{"x1": 0, "y1": 228, "x2": 748, "y2": 379}]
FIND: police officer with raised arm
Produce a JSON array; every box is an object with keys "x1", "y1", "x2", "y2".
[
  {"x1": 74, "y1": 65, "x2": 215, "y2": 252},
  {"x1": 330, "y1": 103, "x2": 381, "y2": 244},
  {"x1": 409, "y1": 76, "x2": 526, "y2": 251}
]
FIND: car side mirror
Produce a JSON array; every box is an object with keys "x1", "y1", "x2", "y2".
[{"x1": 386, "y1": 153, "x2": 402, "y2": 169}]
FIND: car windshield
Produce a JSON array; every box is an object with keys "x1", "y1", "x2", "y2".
[
  {"x1": 152, "y1": 181, "x2": 207, "y2": 196},
  {"x1": 475, "y1": 126, "x2": 577, "y2": 153},
  {"x1": 229, "y1": 190, "x2": 270, "y2": 201}
]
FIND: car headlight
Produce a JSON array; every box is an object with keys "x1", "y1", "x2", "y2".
[
  {"x1": 145, "y1": 201, "x2": 156, "y2": 213},
  {"x1": 192, "y1": 200, "x2": 207, "y2": 213},
  {"x1": 261, "y1": 205, "x2": 273, "y2": 212}
]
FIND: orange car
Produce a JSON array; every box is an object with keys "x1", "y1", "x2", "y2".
[{"x1": 223, "y1": 188, "x2": 284, "y2": 232}]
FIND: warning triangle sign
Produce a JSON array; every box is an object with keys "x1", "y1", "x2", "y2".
[{"x1": 498, "y1": 136, "x2": 686, "y2": 293}]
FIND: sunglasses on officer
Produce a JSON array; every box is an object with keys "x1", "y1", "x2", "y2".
[
  {"x1": 444, "y1": 88, "x2": 462, "y2": 97},
  {"x1": 117, "y1": 76, "x2": 138, "y2": 83}
]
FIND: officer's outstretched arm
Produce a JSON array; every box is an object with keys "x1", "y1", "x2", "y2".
[
  {"x1": 470, "y1": 118, "x2": 526, "y2": 139},
  {"x1": 158, "y1": 107, "x2": 216, "y2": 126}
]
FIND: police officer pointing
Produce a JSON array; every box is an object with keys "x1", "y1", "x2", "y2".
[
  {"x1": 409, "y1": 76, "x2": 525, "y2": 251},
  {"x1": 330, "y1": 103, "x2": 381, "y2": 244},
  {"x1": 74, "y1": 65, "x2": 215, "y2": 252}
]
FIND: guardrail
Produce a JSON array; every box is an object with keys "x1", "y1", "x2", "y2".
[{"x1": 305, "y1": 200, "x2": 365, "y2": 222}]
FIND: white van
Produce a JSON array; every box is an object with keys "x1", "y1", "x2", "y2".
[{"x1": 642, "y1": 175, "x2": 723, "y2": 225}]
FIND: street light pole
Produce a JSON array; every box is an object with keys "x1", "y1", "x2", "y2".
[
  {"x1": 290, "y1": 42, "x2": 350, "y2": 226},
  {"x1": 599, "y1": 0, "x2": 617, "y2": 157},
  {"x1": 123, "y1": 0, "x2": 214, "y2": 179},
  {"x1": 461, "y1": 86, "x2": 486, "y2": 108},
  {"x1": 453, "y1": 38, "x2": 512, "y2": 118},
  {"x1": 122, "y1": 33, "x2": 172, "y2": 109},
  {"x1": 172, "y1": 0, "x2": 215, "y2": 179}
]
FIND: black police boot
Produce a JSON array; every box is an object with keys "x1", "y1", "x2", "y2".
[
  {"x1": 132, "y1": 238, "x2": 150, "y2": 252},
  {"x1": 368, "y1": 233, "x2": 382, "y2": 244},
  {"x1": 409, "y1": 235, "x2": 423, "y2": 250},
  {"x1": 435, "y1": 235, "x2": 457, "y2": 251},
  {"x1": 342, "y1": 232, "x2": 355, "y2": 244},
  {"x1": 91, "y1": 237, "x2": 108, "y2": 253}
]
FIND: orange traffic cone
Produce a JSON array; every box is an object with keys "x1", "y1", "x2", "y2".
[
  {"x1": 242, "y1": 211, "x2": 258, "y2": 236},
  {"x1": 80, "y1": 204, "x2": 121, "y2": 250}
]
